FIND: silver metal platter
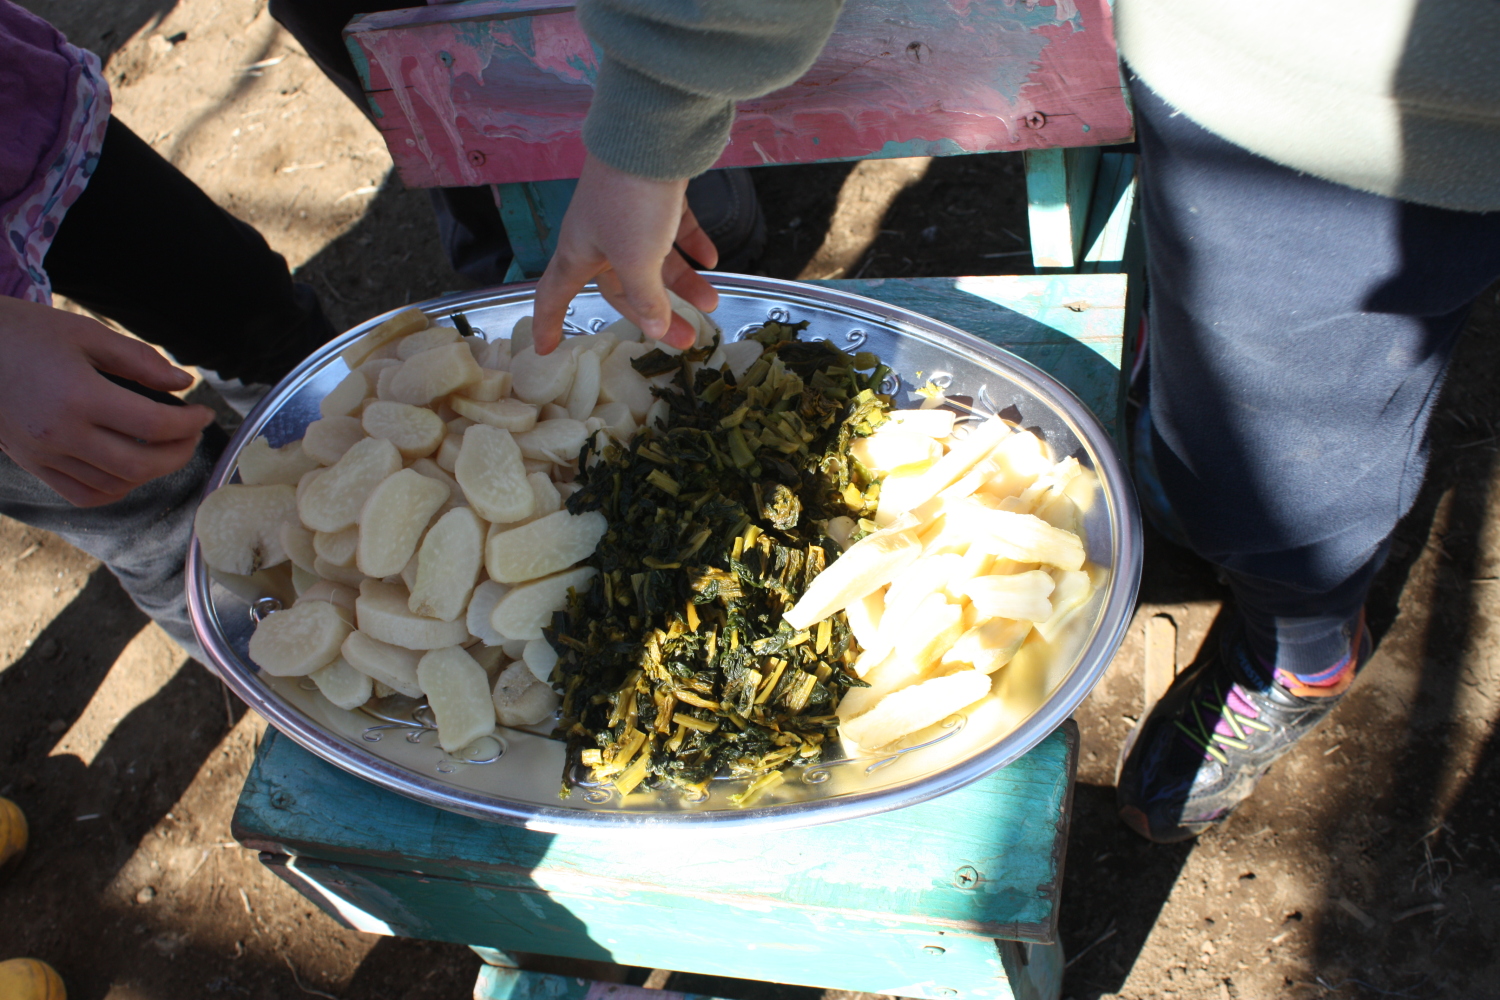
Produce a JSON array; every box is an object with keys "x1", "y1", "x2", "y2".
[{"x1": 187, "y1": 275, "x2": 1141, "y2": 834}]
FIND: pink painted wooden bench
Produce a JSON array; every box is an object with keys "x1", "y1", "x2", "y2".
[{"x1": 341, "y1": 0, "x2": 1138, "y2": 275}]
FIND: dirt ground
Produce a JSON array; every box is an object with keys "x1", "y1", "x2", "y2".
[{"x1": 3, "y1": 1, "x2": 1499, "y2": 998}]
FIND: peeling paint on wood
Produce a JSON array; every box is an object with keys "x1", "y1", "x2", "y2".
[{"x1": 345, "y1": 0, "x2": 1132, "y2": 189}]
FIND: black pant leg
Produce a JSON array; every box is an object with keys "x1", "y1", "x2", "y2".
[{"x1": 42, "y1": 116, "x2": 334, "y2": 386}]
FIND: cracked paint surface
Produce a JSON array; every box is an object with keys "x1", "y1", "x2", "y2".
[{"x1": 349, "y1": 0, "x2": 1131, "y2": 188}]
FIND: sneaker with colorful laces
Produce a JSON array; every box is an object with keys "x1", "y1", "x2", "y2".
[{"x1": 1115, "y1": 616, "x2": 1370, "y2": 843}]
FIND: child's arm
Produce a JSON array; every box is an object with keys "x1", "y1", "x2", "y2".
[
  {"x1": 0, "y1": 296, "x2": 215, "y2": 507},
  {"x1": 531, "y1": 0, "x2": 842, "y2": 354}
]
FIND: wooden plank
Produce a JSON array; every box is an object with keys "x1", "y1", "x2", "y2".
[
  {"x1": 813, "y1": 275, "x2": 1127, "y2": 439},
  {"x1": 234, "y1": 722, "x2": 1077, "y2": 944},
  {"x1": 268, "y1": 851, "x2": 1030, "y2": 1000},
  {"x1": 1142, "y1": 614, "x2": 1178, "y2": 714},
  {"x1": 344, "y1": 0, "x2": 1132, "y2": 189}
]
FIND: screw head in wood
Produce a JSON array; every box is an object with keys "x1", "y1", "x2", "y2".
[
  {"x1": 1023, "y1": 111, "x2": 1047, "y2": 129},
  {"x1": 953, "y1": 864, "x2": 980, "y2": 888}
]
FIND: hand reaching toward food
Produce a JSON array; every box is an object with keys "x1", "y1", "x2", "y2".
[
  {"x1": 531, "y1": 154, "x2": 720, "y2": 356},
  {"x1": 0, "y1": 295, "x2": 214, "y2": 507}
]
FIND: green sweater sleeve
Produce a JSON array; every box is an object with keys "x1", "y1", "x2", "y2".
[{"x1": 577, "y1": 0, "x2": 843, "y2": 180}]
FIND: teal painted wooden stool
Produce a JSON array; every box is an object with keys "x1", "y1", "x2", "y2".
[{"x1": 236, "y1": 722, "x2": 1077, "y2": 1000}]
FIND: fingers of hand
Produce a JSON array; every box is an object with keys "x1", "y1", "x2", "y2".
[
  {"x1": 675, "y1": 205, "x2": 720, "y2": 270},
  {"x1": 534, "y1": 249, "x2": 604, "y2": 355},
  {"x1": 75, "y1": 426, "x2": 204, "y2": 492},
  {"x1": 664, "y1": 312, "x2": 697, "y2": 350},
  {"x1": 94, "y1": 385, "x2": 215, "y2": 445},
  {"x1": 83, "y1": 325, "x2": 194, "y2": 392},
  {"x1": 663, "y1": 252, "x2": 720, "y2": 316},
  {"x1": 30, "y1": 451, "x2": 138, "y2": 507}
]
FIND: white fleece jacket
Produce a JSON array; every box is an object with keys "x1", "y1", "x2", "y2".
[{"x1": 1117, "y1": 0, "x2": 1500, "y2": 212}]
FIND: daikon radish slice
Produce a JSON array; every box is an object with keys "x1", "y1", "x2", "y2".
[
  {"x1": 280, "y1": 520, "x2": 318, "y2": 573},
  {"x1": 313, "y1": 526, "x2": 359, "y2": 568},
  {"x1": 238, "y1": 438, "x2": 321, "y2": 486},
  {"x1": 590, "y1": 401, "x2": 636, "y2": 442},
  {"x1": 311, "y1": 657, "x2": 373, "y2": 710},
  {"x1": 565, "y1": 349, "x2": 601, "y2": 420},
  {"x1": 513, "y1": 419, "x2": 588, "y2": 464},
  {"x1": 874, "y1": 416, "x2": 1012, "y2": 520},
  {"x1": 450, "y1": 395, "x2": 538, "y2": 433},
  {"x1": 342, "y1": 307, "x2": 428, "y2": 369},
  {"x1": 510, "y1": 345, "x2": 577, "y2": 405},
  {"x1": 964, "y1": 509, "x2": 1086, "y2": 571},
  {"x1": 840, "y1": 670, "x2": 992, "y2": 749},
  {"x1": 195, "y1": 484, "x2": 297, "y2": 575},
  {"x1": 522, "y1": 637, "x2": 558, "y2": 684},
  {"x1": 396, "y1": 325, "x2": 459, "y2": 359},
  {"x1": 314, "y1": 556, "x2": 366, "y2": 588},
  {"x1": 417, "y1": 646, "x2": 497, "y2": 752},
  {"x1": 492, "y1": 661, "x2": 559, "y2": 727},
  {"x1": 957, "y1": 570, "x2": 1057, "y2": 622},
  {"x1": 466, "y1": 581, "x2": 511, "y2": 646},
  {"x1": 851, "y1": 431, "x2": 942, "y2": 475},
  {"x1": 355, "y1": 578, "x2": 470, "y2": 650},
  {"x1": 892, "y1": 592, "x2": 966, "y2": 669},
  {"x1": 944, "y1": 617, "x2": 1032, "y2": 674},
  {"x1": 1034, "y1": 569, "x2": 1095, "y2": 642},
  {"x1": 460, "y1": 370, "x2": 511, "y2": 402},
  {"x1": 388, "y1": 342, "x2": 482, "y2": 406},
  {"x1": 356, "y1": 469, "x2": 448, "y2": 577},
  {"x1": 782, "y1": 525, "x2": 922, "y2": 631},
  {"x1": 597, "y1": 341, "x2": 658, "y2": 420},
  {"x1": 248, "y1": 601, "x2": 351, "y2": 676},
  {"x1": 844, "y1": 587, "x2": 885, "y2": 649},
  {"x1": 455, "y1": 424, "x2": 534, "y2": 524},
  {"x1": 864, "y1": 553, "x2": 964, "y2": 659},
  {"x1": 298, "y1": 437, "x2": 402, "y2": 533},
  {"x1": 490, "y1": 566, "x2": 597, "y2": 640},
  {"x1": 340, "y1": 629, "x2": 423, "y2": 697},
  {"x1": 296, "y1": 579, "x2": 358, "y2": 614},
  {"x1": 409, "y1": 507, "x2": 485, "y2": 622},
  {"x1": 319, "y1": 370, "x2": 370, "y2": 419},
  {"x1": 485, "y1": 509, "x2": 607, "y2": 584},
  {"x1": 361, "y1": 400, "x2": 445, "y2": 460}
]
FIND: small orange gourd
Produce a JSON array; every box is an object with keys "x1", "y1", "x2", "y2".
[
  {"x1": 0, "y1": 958, "x2": 66, "y2": 1000},
  {"x1": 0, "y1": 796, "x2": 26, "y2": 873}
]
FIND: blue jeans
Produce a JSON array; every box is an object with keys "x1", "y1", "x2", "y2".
[{"x1": 1132, "y1": 74, "x2": 1500, "y2": 673}]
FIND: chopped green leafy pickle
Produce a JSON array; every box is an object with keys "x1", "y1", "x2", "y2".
[{"x1": 550, "y1": 321, "x2": 891, "y2": 798}]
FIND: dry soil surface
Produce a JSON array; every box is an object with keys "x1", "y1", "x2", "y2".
[{"x1": 3, "y1": 2, "x2": 1499, "y2": 999}]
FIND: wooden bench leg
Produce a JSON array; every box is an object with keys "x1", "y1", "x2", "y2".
[
  {"x1": 997, "y1": 940, "x2": 1064, "y2": 1000},
  {"x1": 495, "y1": 179, "x2": 578, "y2": 281},
  {"x1": 1024, "y1": 147, "x2": 1101, "y2": 271}
]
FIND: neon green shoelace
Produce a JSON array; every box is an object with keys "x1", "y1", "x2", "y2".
[{"x1": 1173, "y1": 678, "x2": 1274, "y2": 765}]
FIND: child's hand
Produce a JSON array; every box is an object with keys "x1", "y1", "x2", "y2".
[
  {"x1": 532, "y1": 154, "x2": 720, "y2": 355},
  {"x1": 0, "y1": 297, "x2": 215, "y2": 507}
]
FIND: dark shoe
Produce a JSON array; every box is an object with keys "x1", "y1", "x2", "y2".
[
  {"x1": 1116, "y1": 617, "x2": 1369, "y2": 843},
  {"x1": 685, "y1": 168, "x2": 767, "y2": 272}
]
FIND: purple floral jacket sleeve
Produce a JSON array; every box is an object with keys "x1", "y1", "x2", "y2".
[{"x1": 0, "y1": 0, "x2": 110, "y2": 305}]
